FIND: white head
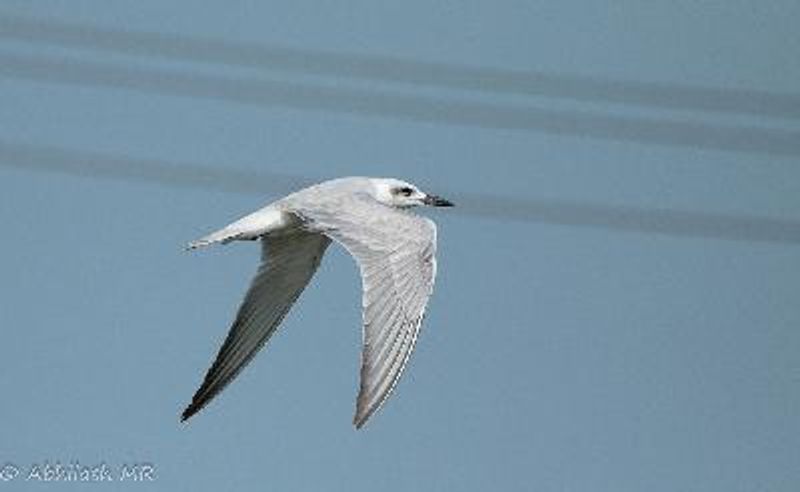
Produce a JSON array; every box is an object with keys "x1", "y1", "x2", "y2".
[{"x1": 368, "y1": 178, "x2": 454, "y2": 209}]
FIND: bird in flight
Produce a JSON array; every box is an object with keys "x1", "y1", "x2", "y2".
[{"x1": 181, "y1": 177, "x2": 453, "y2": 428}]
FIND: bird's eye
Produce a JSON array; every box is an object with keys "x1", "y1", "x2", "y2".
[{"x1": 395, "y1": 186, "x2": 414, "y2": 197}]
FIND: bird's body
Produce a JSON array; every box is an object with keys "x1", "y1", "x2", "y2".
[{"x1": 182, "y1": 177, "x2": 452, "y2": 428}]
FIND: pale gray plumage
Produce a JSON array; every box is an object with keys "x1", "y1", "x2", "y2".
[
  {"x1": 182, "y1": 177, "x2": 452, "y2": 428},
  {"x1": 181, "y1": 230, "x2": 330, "y2": 421}
]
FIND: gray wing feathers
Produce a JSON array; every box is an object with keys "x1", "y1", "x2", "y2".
[
  {"x1": 355, "y1": 239, "x2": 436, "y2": 428},
  {"x1": 181, "y1": 230, "x2": 330, "y2": 421},
  {"x1": 296, "y1": 197, "x2": 437, "y2": 428}
]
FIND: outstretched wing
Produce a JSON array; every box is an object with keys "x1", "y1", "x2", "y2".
[
  {"x1": 297, "y1": 197, "x2": 438, "y2": 428},
  {"x1": 181, "y1": 229, "x2": 330, "y2": 421}
]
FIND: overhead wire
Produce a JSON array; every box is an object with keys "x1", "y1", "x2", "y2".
[
  {"x1": 1, "y1": 140, "x2": 798, "y2": 245},
  {"x1": 1, "y1": 13, "x2": 797, "y2": 244},
  {"x1": 1, "y1": 53, "x2": 799, "y2": 156},
  {"x1": 1, "y1": 13, "x2": 798, "y2": 119}
]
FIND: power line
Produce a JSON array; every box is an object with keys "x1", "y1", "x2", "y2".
[
  {"x1": 0, "y1": 139, "x2": 307, "y2": 195},
  {"x1": 1, "y1": 140, "x2": 798, "y2": 245},
  {"x1": 1, "y1": 13, "x2": 798, "y2": 119},
  {"x1": 455, "y1": 195, "x2": 800, "y2": 244},
  {"x1": 2, "y1": 53, "x2": 799, "y2": 156}
]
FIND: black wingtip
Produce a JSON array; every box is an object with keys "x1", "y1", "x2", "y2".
[
  {"x1": 353, "y1": 405, "x2": 371, "y2": 430},
  {"x1": 180, "y1": 404, "x2": 198, "y2": 423}
]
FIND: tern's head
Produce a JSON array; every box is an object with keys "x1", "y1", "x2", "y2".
[{"x1": 369, "y1": 178, "x2": 454, "y2": 209}]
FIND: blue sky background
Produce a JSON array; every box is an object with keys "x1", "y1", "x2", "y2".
[{"x1": 0, "y1": 1, "x2": 798, "y2": 490}]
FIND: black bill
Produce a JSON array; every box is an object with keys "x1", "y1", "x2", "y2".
[{"x1": 422, "y1": 194, "x2": 454, "y2": 207}]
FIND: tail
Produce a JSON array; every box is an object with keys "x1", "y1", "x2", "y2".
[
  {"x1": 186, "y1": 228, "x2": 243, "y2": 250},
  {"x1": 187, "y1": 207, "x2": 280, "y2": 250}
]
